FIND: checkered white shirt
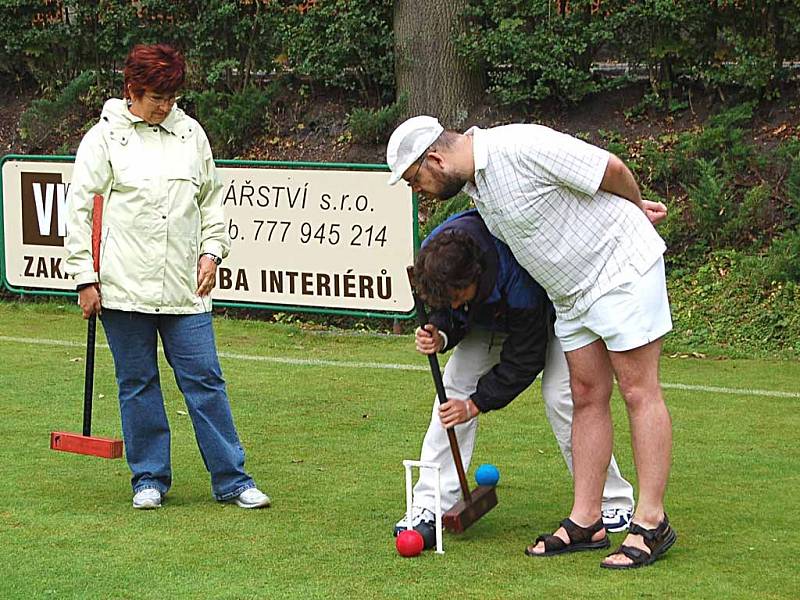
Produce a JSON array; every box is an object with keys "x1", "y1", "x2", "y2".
[{"x1": 462, "y1": 124, "x2": 666, "y2": 319}]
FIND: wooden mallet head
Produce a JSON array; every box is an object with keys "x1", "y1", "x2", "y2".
[{"x1": 443, "y1": 484, "x2": 498, "y2": 533}]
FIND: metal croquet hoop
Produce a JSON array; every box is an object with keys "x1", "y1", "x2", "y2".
[{"x1": 403, "y1": 459, "x2": 444, "y2": 554}]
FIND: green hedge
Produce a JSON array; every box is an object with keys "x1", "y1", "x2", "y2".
[
  {"x1": 187, "y1": 86, "x2": 272, "y2": 157},
  {"x1": 460, "y1": 0, "x2": 800, "y2": 107},
  {"x1": 0, "y1": 1, "x2": 392, "y2": 100},
  {"x1": 621, "y1": 104, "x2": 800, "y2": 276},
  {"x1": 3, "y1": 1, "x2": 799, "y2": 112},
  {"x1": 283, "y1": 0, "x2": 394, "y2": 103}
]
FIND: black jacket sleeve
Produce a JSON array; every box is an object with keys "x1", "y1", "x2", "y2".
[
  {"x1": 470, "y1": 301, "x2": 551, "y2": 413},
  {"x1": 427, "y1": 308, "x2": 469, "y2": 352}
]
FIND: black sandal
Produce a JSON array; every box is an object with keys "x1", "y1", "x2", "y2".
[
  {"x1": 524, "y1": 517, "x2": 610, "y2": 557},
  {"x1": 600, "y1": 513, "x2": 677, "y2": 570}
]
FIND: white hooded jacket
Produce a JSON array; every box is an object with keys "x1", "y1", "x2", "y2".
[{"x1": 65, "y1": 98, "x2": 229, "y2": 314}]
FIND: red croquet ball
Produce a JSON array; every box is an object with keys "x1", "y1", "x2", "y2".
[{"x1": 396, "y1": 529, "x2": 425, "y2": 557}]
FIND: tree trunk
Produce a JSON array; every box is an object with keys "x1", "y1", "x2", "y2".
[{"x1": 393, "y1": 0, "x2": 484, "y2": 128}]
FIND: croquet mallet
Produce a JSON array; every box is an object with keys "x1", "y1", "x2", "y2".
[{"x1": 50, "y1": 194, "x2": 123, "y2": 459}]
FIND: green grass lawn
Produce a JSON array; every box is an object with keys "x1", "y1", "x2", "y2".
[{"x1": 0, "y1": 300, "x2": 798, "y2": 599}]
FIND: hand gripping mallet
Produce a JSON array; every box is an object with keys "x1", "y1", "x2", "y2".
[
  {"x1": 407, "y1": 267, "x2": 497, "y2": 533},
  {"x1": 50, "y1": 194, "x2": 123, "y2": 459}
]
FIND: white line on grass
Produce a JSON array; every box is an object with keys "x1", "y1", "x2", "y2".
[
  {"x1": 2, "y1": 335, "x2": 798, "y2": 399},
  {"x1": 0, "y1": 335, "x2": 428, "y2": 371},
  {"x1": 661, "y1": 382, "x2": 799, "y2": 398}
]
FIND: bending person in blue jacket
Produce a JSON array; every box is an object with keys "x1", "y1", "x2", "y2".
[{"x1": 395, "y1": 210, "x2": 634, "y2": 547}]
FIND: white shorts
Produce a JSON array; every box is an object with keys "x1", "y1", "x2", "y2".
[{"x1": 555, "y1": 257, "x2": 673, "y2": 352}]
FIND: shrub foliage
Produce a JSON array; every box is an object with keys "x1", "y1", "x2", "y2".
[
  {"x1": 3, "y1": 1, "x2": 799, "y2": 111},
  {"x1": 460, "y1": 0, "x2": 800, "y2": 108}
]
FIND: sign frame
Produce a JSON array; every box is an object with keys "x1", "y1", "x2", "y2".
[{"x1": 1, "y1": 154, "x2": 420, "y2": 320}]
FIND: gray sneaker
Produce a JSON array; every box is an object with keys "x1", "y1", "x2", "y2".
[
  {"x1": 393, "y1": 507, "x2": 435, "y2": 535},
  {"x1": 602, "y1": 507, "x2": 633, "y2": 533},
  {"x1": 393, "y1": 507, "x2": 437, "y2": 549},
  {"x1": 230, "y1": 487, "x2": 271, "y2": 509},
  {"x1": 133, "y1": 488, "x2": 162, "y2": 510}
]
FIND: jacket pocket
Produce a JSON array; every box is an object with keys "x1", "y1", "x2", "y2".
[
  {"x1": 160, "y1": 233, "x2": 201, "y2": 307},
  {"x1": 166, "y1": 168, "x2": 203, "y2": 226},
  {"x1": 106, "y1": 128, "x2": 148, "y2": 192},
  {"x1": 168, "y1": 171, "x2": 200, "y2": 193},
  {"x1": 97, "y1": 227, "x2": 138, "y2": 305}
]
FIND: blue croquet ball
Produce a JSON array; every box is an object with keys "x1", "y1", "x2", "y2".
[{"x1": 475, "y1": 463, "x2": 500, "y2": 486}]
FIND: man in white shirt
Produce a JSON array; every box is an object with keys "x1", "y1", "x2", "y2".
[{"x1": 387, "y1": 116, "x2": 676, "y2": 570}]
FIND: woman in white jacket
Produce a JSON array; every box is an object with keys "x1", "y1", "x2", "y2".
[{"x1": 65, "y1": 43, "x2": 269, "y2": 510}]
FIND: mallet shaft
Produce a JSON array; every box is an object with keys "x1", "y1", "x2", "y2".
[
  {"x1": 82, "y1": 315, "x2": 96, "y2": 437},
  {"x1": 407, "y1": 268, "x2": 472, "y2": 501},
  {"x1": 81, "y1": 194, "x2": 103, "y2": 438}
]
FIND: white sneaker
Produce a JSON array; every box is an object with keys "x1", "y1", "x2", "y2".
[
  {"x1": 133, "y1": 488, "x2": 162, "y2": 510},
  {"x1": 602, "y1": 507, "x2": 633, "y2": 533},
  {"x1": 393, "y1": 507, "x2": 436, "y2": 536},
  {"x1": 230, "y1": 487, "x2": 271, "y2": 509}
]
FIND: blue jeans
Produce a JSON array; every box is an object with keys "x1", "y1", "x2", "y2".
[{"x1": 100, "y1": 309, "x2": 255, "y2": 500}]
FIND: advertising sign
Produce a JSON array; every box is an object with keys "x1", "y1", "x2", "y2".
[{"x1": 1, "y1": 157, "x2": 416, "y2": 316}]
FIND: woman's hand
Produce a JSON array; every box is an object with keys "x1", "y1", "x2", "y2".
[
  {"x1": 415, "y1": 323, "x2": 444, "y2": 355},
  {"x1": 78, "y1": 285, "x2": 102, "y2": 319},
  {"x1": 438, "y1": 398, "x2": 479, "y2": 428},
  {"x1": 196, "y1": 255, "x2": 218, "y2": 296}
]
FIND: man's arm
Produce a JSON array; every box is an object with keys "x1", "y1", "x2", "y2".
[
  {"x1": 437, "y1": 304, "x2": 550, "y2": 429},
  {"x1": 416, "y1": 309, "x2": 475, "y2": 429},
  {"x1": 469, "y1": 302, "x2": 550, "y2": 413},
  {"x1": 600, "y1": 154, "x2": 667, "y2": 225},
  {"x1": 599, "y1": 154, "x2": 643, "y2": 209}
]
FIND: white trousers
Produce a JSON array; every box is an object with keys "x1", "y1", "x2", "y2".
[{"x1": 411, "y1": 328, "x2": 634, "y2": 513}]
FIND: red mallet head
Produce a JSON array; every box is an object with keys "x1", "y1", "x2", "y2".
[{"x1": 395, "y1": 530, "x2": 425, "y2": 557}]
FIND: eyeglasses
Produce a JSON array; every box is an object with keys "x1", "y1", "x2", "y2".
[
  {"x1": 143, "y1": 93, "x2": 179, "y2": 108},
  {"x1": 406, "y1": 154, "x2": 428, "y2": 188}
]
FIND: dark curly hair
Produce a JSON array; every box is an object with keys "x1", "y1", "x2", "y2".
[{"x1": 413, "y1": 229, "x2": 483, "y2": 308}]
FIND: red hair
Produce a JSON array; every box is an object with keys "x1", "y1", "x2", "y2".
[{"x1": 123, "y1": 44, "x2": 185, "y2": 99}]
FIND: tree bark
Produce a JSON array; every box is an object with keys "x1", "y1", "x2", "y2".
[{"x1": 393, "y1": 0, "x2": 484, "y2": 128}]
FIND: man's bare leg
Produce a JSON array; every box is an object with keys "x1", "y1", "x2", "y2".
[
  {"x1": 527, "y1": 339, "x2": 614, "y2": 553},
  {"x1": 602, "y1": 337, "x2": 672, "y2": 567}
]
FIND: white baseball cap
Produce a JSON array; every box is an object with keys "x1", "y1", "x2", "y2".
[{"x1": 386, "y1": 115, "x2": 444, "y2": 185}]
